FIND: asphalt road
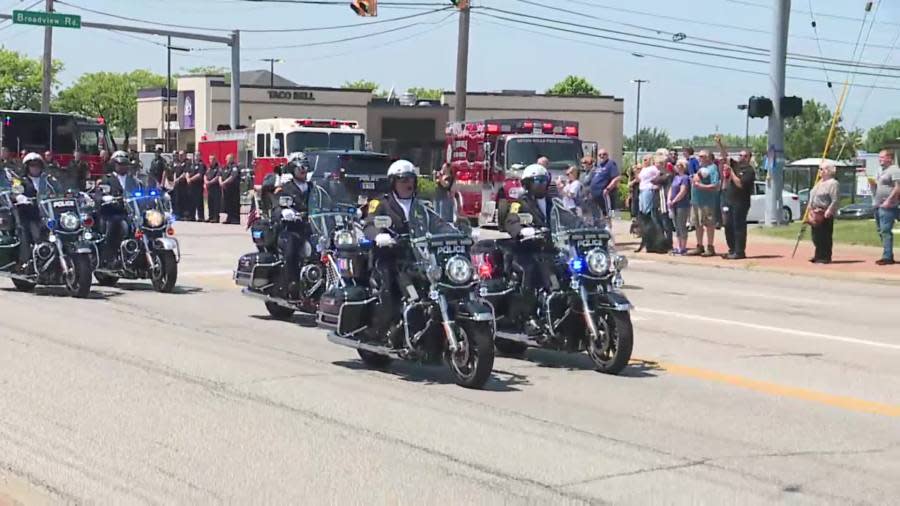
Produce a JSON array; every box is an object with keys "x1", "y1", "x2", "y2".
[{"x1": 1, "y1": 221, "x2": 898, "y2": 505}]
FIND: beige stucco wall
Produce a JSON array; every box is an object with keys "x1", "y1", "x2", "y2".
[
  {"x1": 366, "y1": 105, "x2": 450, "y2": 151},
  {"x1": 443, "y1": 93, "x2": 625, "y2": 162}
]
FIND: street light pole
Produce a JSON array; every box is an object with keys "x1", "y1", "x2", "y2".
[
  {"x1": 631, "y1": 79, "x2": 648, "y2": 164},
  {"x1": 454, "y1": 4, "x2": 471, "y2": 121},
  {"x1": 737, "y1": 104, "x2": 749, "y2": 148},
  {"x1": 41, "y1": 0, "x2": 53, "y2": 113},
  {"x1": 260, "y1": 58, "x2": 282, "y2": 88},
  {"x1": 166, "y1": 38, "x2": 190, "y2": 152}
]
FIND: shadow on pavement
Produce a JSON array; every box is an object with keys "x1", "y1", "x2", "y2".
[
  {"x1": 1, "y1": 286, "x2": 125, "y2": 301},
  {"x1": 248, "y1": 313, "x2": 318, "y2": 327},
  {"x1": 827, "y1": 260, "x2": 865, "y2": 265},
  {"x1": 331, "y1": 359, "x2": 529, "y2": 392},
  {"x1": 113, "y1": 282, "x2": 204, "y2": 295},
  {"x1": 522, "y1": 349, "x2": 661, "y2": 378}
]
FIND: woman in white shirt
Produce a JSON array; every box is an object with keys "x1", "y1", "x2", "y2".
[{"x1": 559, "y1": 165, "x2": 583, "y2": 210}]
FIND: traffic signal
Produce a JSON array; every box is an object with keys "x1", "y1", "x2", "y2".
[
  {"x1": 781, "y1": 96, "x2": 803, "y2": 118},
  {"x1": 451, "y1": 0, "x2": 470, "y2": 8},
  {"x1": 747, "y1": 96, "x2": 773, "y2": 118},
  {"x1": 350, "y1": 0, "x2": 377, "y2": 16}
]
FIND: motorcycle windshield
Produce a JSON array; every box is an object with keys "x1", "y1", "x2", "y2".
[
  {"x1": 127, "y1": 193, "x2": 171, "y2": 215},
  {"x1": 308, "y1": 185, "x2": 357, "y2": 238},
  {"x1": 408, "y1": 201, "x2": 465, "y2": 241},
  {"x1": 550, "y1": 197, "x2": 609, "y2": 240}
]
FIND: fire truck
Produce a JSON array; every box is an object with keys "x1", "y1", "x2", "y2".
[
  {"x1": 446, "y1": 118, "x2": 596, "y2": 226},
  {"x1": 198, "y1": 118, "x2": 367, "y2": 188},
  {"x1": 0, "y1": 110, "x2": 113, "y2": 178}
]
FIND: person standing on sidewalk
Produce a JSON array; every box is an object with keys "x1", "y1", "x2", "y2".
[
  {"x1": 807, "y1": 161, "x2": 840, "y2": 264},
  {"x1": 221, "y1": 153, "x2": 242, "y2": 225},
  {"x1": 588, "y1": 149, "x2": 621, "y2": 219},
  {"x1": 205, "y1": 154, "x2": 222, "y2": 223},
  {"x1": 717, "y1": 136, "x2": 756, "y2": 259},
  {"x1": 668, "y1": 160, "x2": 692, "y2": 255},
  {"x1": 871, "y1": 149, "x2": 900, "y2": 265},
  {"x1": 688, "y1": 150, "x2": 720, "y2": 257}
]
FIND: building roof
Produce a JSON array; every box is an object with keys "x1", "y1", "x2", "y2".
[
  {"x1": 237, "y1": 70, "x2": 297, "y2": 87},
  {"x1": 442, "y1": 90, "x2": 624, "y2": 101}
]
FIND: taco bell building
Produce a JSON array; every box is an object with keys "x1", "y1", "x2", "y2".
[{"x1": 136, "y1": 71, "x2": 624, "y2": 171}]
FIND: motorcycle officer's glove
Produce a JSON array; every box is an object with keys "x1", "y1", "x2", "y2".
[
  {"x1": 15, "y1": 195, "x2": 29, "y2": 205},
  {"x1": 520, "y1": 227, "x2": 536, "y2": 238},
  {"x1": 375, "y1": 233, "x2": 396, "y2": 247},
  {"x1": 281, "y1": 208, "x2": 298, "y2": 221},
  {"x1": 279, "y1": 173, "x2": 293, "y2": 186}
]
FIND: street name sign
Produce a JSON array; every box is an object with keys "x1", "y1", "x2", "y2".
[{"x1": 12, "y1": 10, "x2": 81, "y2": 29}]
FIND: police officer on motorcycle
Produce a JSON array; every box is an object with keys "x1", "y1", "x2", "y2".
[
  {"x1": 504, "y1": 163, "x2": 556, "y2": 335},
  {"x1": 362, "y1": 159, "x2": 419, "y2": 344},
  {"x1": 274, "y1": 153, "x2": 319, "y2": 300},
  {"x1": 13, "y1": 152, "x2": 60, "y2": 272},
  {"x1": 94, "y1": 150, "x2": 143, "y2": 268}
]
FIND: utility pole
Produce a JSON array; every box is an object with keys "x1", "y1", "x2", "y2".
[
  {"x1": 41, "y1": 0, "x2": 53, "y2": 112},
  {"x1": 454, "y1": 3, "x2": 470, "y2": 121},
  {"x1": 261, "y1": 58, "x2": 282, "y2": 88},
  {"x1": 766, "y1": 0, "x2": 790, "y2": 226},
  {"x1": 631, "y1": 79, "x2": 648, "y2": 164},
  {"x1": 231, "y1": 30, "x2": 241, "y2": 129},
  {"x1": 737, "y1": 103, "x2": 749, "y2": 149},
  {"x1": 166, "y1": 38, "x2": 190, "y2": 152}
]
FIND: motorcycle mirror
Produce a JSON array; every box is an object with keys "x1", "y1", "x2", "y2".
[
  {"x1": 518, "y1": 213, "x2": 534, "y2": 225},
  {"x1": 373, "y1": 215, "x2": 392, "y2": 228}
]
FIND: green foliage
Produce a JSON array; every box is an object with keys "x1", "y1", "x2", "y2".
[
  {"x1": 546, "y1": 75, "x2": 601, "y2": 96},
  {"x1": 784, "y1": 99, "x2": 860, "y2": 160},
  {"x1": 406, "y1": 87, "x2": 443, "y2": 100},
  {"x1": 177, "y1": 65, "x2": 228, "y2": 79},
  {"x1": 0, "y1": 48, "x2": 63, "y2": 110},
  {"x1": 342, "y1": 79, "x2": 379, "y2": 92},
  {"x1": 417, "y1": 177, "x2": 437, "y2": 200},
  {"x1": 624, "y1": 127, "x2": 671, "y2": 152},
  {"x1": 864, "y1": 118, "x2": 900, "y2": 152},
  {"x1": 55, "y1": 70, "x2": 166, "y2": 147}
]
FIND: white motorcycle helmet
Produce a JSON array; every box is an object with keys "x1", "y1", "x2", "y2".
[
  {"x1": 111, "y1": 150, "x2": 129, "y2": 164},
  {"x1": 387, "y1": 159, "x2": 418, "y2": 180},
  {"x1": 22, "y1": 152, "x2": 44, "y2": 166}
]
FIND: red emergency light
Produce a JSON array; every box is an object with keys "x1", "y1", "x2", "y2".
[
  {"x1": 542, "y1": 122, "x2": 554, "y2": 133},
  {"x1": 523, "y1": 121, "x2": 533, "y2": 129},
  {"x1": 486, "y1": 123, "x2": 500, "y2": 135},
  {"x1": 564, "y1": 126, "x2": 578, "y2": 136}
]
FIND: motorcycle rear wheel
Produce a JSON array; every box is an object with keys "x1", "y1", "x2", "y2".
[
  {"x1": 447, "y1": 322, "x2": 494, "y2": 389},
  {"x1": 65, "y1": 254, "x2": 93, "y2": 299},
  {"x1": 265, "y1": 301, "x2": 294, "y2": 320},
  {"x1": 587, "y1": 311, "x2": 633, "y2": 375}
]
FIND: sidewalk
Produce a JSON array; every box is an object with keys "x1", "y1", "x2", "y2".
[{"x1": 612, "y1": 220, "x2": 900, "y2": 284}]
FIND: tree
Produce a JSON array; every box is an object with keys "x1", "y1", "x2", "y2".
[
  {"x1": 624, "y1": 127, "x2": 671, "y2": 152},
  {"x1": 783, "y1": 99, "x2": 860, "y2": 160},
  {"x1": 341, "y1": 79, "x2": 379, "y2": 92},
  {"x1": 55, "y1": 70, "x2": 166, "y2": 149},
  {"x1": 864, "y1": 118, "x2": 900, "y2": 152},
  {"x1": 406, "y1": 87, "x2": 443, "y2": 100},
  {"x1": 0, "y1": 48, "x2": 63, "y2": 110},
  {"x1": 177, "y1": 65, "x2": 229, "y2": 81},
  {"x1": 546, "y1": 75, "x2": 601, "y2": 96}
]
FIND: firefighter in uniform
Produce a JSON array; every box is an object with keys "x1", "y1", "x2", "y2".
[
  {"x1": 205, "y1": 154, "x2": 222, "y2": 223},
  {"x1": 362, "y1": 159, "x2": 419, "y2": 345},
  {"x1": 187, "y1": 154, "x2": 206, "y2": 222},
  {"x1": 503, "y1": 163, "x2": 556, "y2": 335},
  {"x1": 221, "y1": 153, "x2": 241, "y2": 224},
  {"x1": 171, "y1": 151, "x2": 189, "y2": 220},
  {"x1": 148, "y1": 147, "x2": 169, "y2": 189},
  {"x1": 13, "y1": 153, "x2": 61, "y2": 272}
]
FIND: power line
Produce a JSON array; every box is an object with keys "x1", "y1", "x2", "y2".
[
  {"x1": 727, "y1": 0, "x2": 900, "y2": 28},
  {"x1": 473, "y1": 10, "x2": 900, "y2": 92},
  {"x1": 57, "y1": 0, "x2": 448, "y2": 33},
  {"x1": 806, "y1": 0, "x2": 838, "y2": 102},
  {"x1": 0, "y1": 0, "x2": 43, "y2": 31},
  {"x1": 477, "y1": 7, "x2": 900, "y2": 79}
]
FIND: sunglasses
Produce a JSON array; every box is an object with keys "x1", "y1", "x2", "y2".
[{"x1": 532, "y1": 176, "x2": 549, "y2": 183}]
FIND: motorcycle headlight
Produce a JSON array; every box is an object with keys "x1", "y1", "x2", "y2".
[
  {"x1": 335, "y1": 230, "x2": 355, "y2": 247},
  {"x1": 145, "y1": 210, "x2": 165, "y2": 228},
  {"x1": 445, "y1": 255, "x2": 474, "y2": 284},
  {"x1": 60, "y1": 212, "x2": 80, "y2": 231},
  {"x1": 585, "y1": 248, "x2": 610, "y2": 275}
]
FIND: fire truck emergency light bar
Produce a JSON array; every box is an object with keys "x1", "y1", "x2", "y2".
[
  {"x1": 480, "y1": 119, "x2": 578, "y2": 137},
  {"x1": 294, "y1": 119, "x2": 359, "y2": 128}
]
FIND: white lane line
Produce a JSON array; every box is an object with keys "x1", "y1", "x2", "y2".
[{"x1": 637, "y1": 307, "x2": 900, "y2": 351}]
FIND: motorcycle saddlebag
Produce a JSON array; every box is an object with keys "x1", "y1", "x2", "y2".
[
  {"x1": 235, "y1": 252, "x2": 279, "y2": 289},
  {"x1": 317, "y1": 285, "x2": 376, "y2": 336}
]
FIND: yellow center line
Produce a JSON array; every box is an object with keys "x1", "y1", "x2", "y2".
[{"x1": 632, "y1": 358, "x2": 900, "y2": 418}]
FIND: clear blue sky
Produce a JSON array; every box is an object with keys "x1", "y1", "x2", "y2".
[{"x1": 2, "y1": 0, "x2": 900, "y2": 143}]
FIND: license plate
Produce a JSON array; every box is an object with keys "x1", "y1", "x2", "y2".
[{"x1": 361, "y1": 182, "x2": 375, "y2": 190}]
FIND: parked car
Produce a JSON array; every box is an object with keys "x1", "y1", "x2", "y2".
[
  {"x1": 747, "y1": 181, "x2": 802, "y2": 223},
  {"x1": 306, "y1": 150, "x2": 392, "y2": 205},
  {"x1": 837, "y1": 197, "x2": 876, "y2": 220}
]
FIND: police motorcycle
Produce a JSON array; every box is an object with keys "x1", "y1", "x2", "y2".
[
  {"x1": 473, "y1": 197, "x2": 633, "y2": 374},
  {"x1": 0, "y1": 183, "x2": 22, "y2": 274},
  {"x1": 234, "y1": 179, "x2": 330, "y2": 320},
  {"x1": 92, "y1": 187, "x2": 180, "y2": 292},
  {"x1": 1, "y1": 183, "x2": 97, "y2": 298},
  {"x1": 321, "y1": 201, "x2": 496, "y2": 390}
]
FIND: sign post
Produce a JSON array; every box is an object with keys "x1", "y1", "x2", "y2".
[{"x1": 12, "y1": 10, "x2": 81, "y2": 29}]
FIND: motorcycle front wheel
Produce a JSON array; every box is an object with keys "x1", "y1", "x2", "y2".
[
  {"x1": 65, "y1": 254, "x2": 93, "y2": 298},
  {"x1": 446, "y1": 322, "x2": 494, "y2": 389},
  {"x1": 150, "y1": 251, "x2": 178, "y2": 293},
  {"x1": 587, "y1": 311, "x2": 633, "y2": 375}
]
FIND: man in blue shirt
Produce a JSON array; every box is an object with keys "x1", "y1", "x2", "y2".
[
  {"x1": 687, "y1": 150, "x2": 720, "y2": 257},
  {"x1": 682, "y1": 146, "x2": 700, "y2": 176},
  {"x1": 588, "y1": 149, "x2": 621, "y2": 217}
]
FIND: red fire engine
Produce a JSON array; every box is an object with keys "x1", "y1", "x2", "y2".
[
  {"x1": 1, "y1": 110, "x2": 112, "y2": 178},
  {"x1": 198, "y1": 118, "x2": 366, "y2": 188},
  {"x1": 446, "y1": 118, "x2": 596, "y2": 226}
]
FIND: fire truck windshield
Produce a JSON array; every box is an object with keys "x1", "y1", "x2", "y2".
[
  {"x1": 78, "y1": 127, "x2": 108, "y2": 155},
  {"x1": 505, "y1": 137, "x2": 581, "y2": 171},
  {"x1": 286, "y1": 131, "x2": 365, "y2": 153}
]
